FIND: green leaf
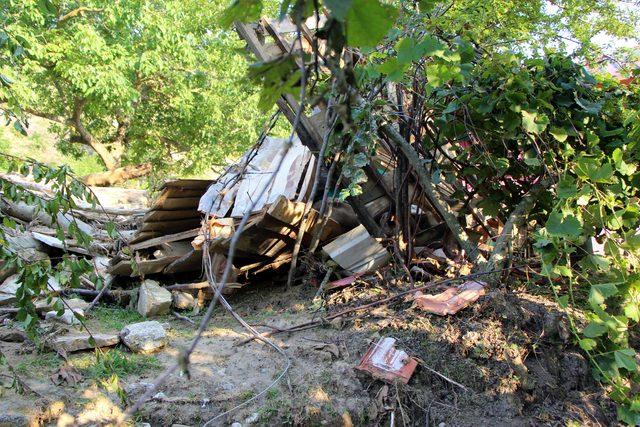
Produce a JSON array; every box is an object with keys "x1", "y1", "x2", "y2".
[
  {"x1": 624, "y1": 302, "x2": 639, "y2": 322},
  {"x1": 549, "y1": 126, "x2": 568, "y2": 142},
  {"x1": 377, "y1": 57, "x2": 407, "y2": 81},
  {"x1": 612, "y1": 148, "x2": 637, "y2": 176},
  {"x1": 575, "y1": 97, "x2": 603, "y2": 115},
  {"x1": 578, "y1": 338, "x2": 597, "y2": 351},
  {"x1": 416, "y1": 36, "x2": 445, "y2": 57},
  {"x1": 574, "y1": 156, "x2": 614, "y2": 183},
  {"x1": 583, "y1": 320, "x2": 607, "y2": 338},
  {"x1": 396, "y1": 37, "x2": 419, "y2": 64},
  {"x1": 614, "y1": 349, "x2": 637, "y2": 372},
  {"x1": 558, "y1": 295, "x2": 569, "y2": 309},
  {"x1": 557, "y1": 176, "x2": 578, "y2": 199},
  {"x1": 324, "y1": 0, "x2": 353, "y2": 21},
  {"x1": 346, "y1": 0, "x2": 398, "y2": 48},
  {"x1": 220, "y1": 0, "x2": 263, "y2": 28},
  {"x1": 523, "y1": 157, "x2": 541, "y2": 167},
  {"x1": 588, "y1": 283, "x2": 618, "y2": 307},
  {"x1": 418, "y1": 0, "x2": 437, "y2": 12},
  {"x1": 521, "y1": 110, "x2": 548, "y2": 134},
  {"x1": 546, "y1": 212, "x2": 582, "y2": 238}
]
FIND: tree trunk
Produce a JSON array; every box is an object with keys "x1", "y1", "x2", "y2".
[{"x1": 82, "y1": 163, "x2": 152, "y2": 187}]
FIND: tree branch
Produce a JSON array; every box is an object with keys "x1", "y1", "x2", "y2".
[
  {"x1": 72, "y1": 99, "x2": 118, "y2": 170},
  {"x1": 380, "y1": 122, "x2": 487, "y2": 265},
  {"x1": 57, "y1": 7, "x2": 103, "y2": 27}
]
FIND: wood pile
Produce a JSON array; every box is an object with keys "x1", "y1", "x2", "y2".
[
  {"x1": 108, "y1": 179, "x2": 212, "y2": 277},
  {"x1": 107, "y1": 136, "x2": 347, "y2": 290}
]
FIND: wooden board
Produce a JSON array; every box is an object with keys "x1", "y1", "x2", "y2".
[
  {"x1": 139, "y1": 217, "x2": 202, "y2": 233},
  {"x1": 162, "y1": 188, "x2": 209, "y2": 199},
  {"x1": 161, "y1": 179, "x2": 213, "y2": 190},
  {"x1": 127, "y1": 231, "x2": 160, "y2": 245},
  {"x1": 142, "y1": 209, "x2": 200, "y2": 222},
  {"x1": 152, "y1": 197, "x2": 201, "y2": 211},
  {"x1": 163, "y1": 249, "x2": 202, "y2": 274},
  {"x1": 129, "y1": 228, "x2": 200, "y2": 251}
]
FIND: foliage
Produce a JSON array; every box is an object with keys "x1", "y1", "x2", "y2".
[
  {"x1": 0, "y1": 158, "x2": 107, "y2": 332},
  {"x1": 70, "y1": 348, "x2": 161, "y2": 381},
  {"x1": 226, "y1": 0, "x2": 640, "y2": 423},
  {"x1": 1, "y1": 0, "x2": 271, "y2": 177}
]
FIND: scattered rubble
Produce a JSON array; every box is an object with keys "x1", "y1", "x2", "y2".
[
  {"x1": 44, "y1": 308, "x2": 84, "y2": 325},
  {"x1": 49, "y1": 333, "x2": 120, "y2": 353},
  {"x1": 120, "y1": 321, "x2": 167, "y2": 353},
  {"x1": 172, "y1": 291, "x2": 195, "y2": 310},
  {"x1": 137, "y1": 280, "x2": 172, "y2": 317}
]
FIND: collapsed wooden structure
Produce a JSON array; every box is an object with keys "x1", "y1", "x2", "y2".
[{"x1": 105, "y1": 18, "x2": 456, "y2": 288}]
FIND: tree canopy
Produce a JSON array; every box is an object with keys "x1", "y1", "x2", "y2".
[{"x1": 1, "y1": 0, "x2": 270, "y2": 183}]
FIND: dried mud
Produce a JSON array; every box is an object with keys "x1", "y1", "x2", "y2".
[{"x1": 0, "y1": 278, "x2": 615, "y2": 426}]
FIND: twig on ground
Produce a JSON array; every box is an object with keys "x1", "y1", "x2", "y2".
[
  {"x1": 172, "y1": 311, "x2": 195, "y2": 325},
  {"x1": 238, "y1": 265, "x2": 524, "y2": 345}
]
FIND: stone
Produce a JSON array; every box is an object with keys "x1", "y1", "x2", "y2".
[
  {"x1": 50, "y1": 333, "x2": 119, "y2": 352},
  {"x1": 0, "y1": 330, "x2": 27, "y2": 342},
  {"x1": 231, "y1": 423, "x2": 243, "y2": 427},
  {"x1": 45, "y1": 308, "x2": 84, "y2": 325},
  {"x1": 0, "y1": 413, "x2": 29, "y2": 427},
  {"x1": 244, "y1": 413, "x2": 259, "y2": 425},
  {"x1": 172, "y1": 291, "x2": 195, "y2": 310},
  {"x1": 137, "y1": 280, "x2": 172, "y2": 317},
  {"x1": 0, "y1": 274, "x2": 21, "y2": 306},
  {"x1": 120, "y1": 321, "x2": 167, "y2": 353}
]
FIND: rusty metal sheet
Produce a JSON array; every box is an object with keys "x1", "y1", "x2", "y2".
[{"x1": 412, "y1": 280, "x2": 485, "y2": 315}]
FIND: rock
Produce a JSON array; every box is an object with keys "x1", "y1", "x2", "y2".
[
  {"x1": 0, "y1": 329, "x2": 27, "y2": 342},
  {"x1": 0, "y1": 260, "x2": 16, "y2": 283},
  {"x1": 45, "y1": 308, "x2": 84, "y2": 325},
  {"x1": 172, "y1": 291, "x2": 195, "y2": 310},
  {"x1": 50, "y1": 333, "x2": 119, "y2": 352},
  {"x1": 64, "y1": 297, "x2": 90, "y2": 311},
  {"x1": 0, "y1": 413, "x2": 29, "y2": 427},
  {"x1": 244, "y1": 413, "x2": 259, "y2": 425},
  {"x1": 231, "y1": 423, "x2": 243, "y2": 427},
  {"x1": 120, "y1": 321, "x2": 167, "y2": 353},
  {"x1": 0, "y1": 274, "x2": 21, "y2": 306},
  {"x1": 137, "y1": 280, "x2": 172, "y2": 317}
]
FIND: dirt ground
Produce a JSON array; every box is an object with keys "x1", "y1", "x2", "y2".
[{"x1": 0, "y1": 274, "x2": 617, "y2": 426}]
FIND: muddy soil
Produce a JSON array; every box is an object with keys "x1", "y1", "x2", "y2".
[{"x1": 0, "y1": 278, "x2": 615, "y2": 426}]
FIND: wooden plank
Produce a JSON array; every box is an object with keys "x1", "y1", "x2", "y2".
[
  {"x1": 142, "y1": 209, "x2": 200, "y2": 222},
  {"x1": 162, "y1": 188, "x2": 208, "y2": 199},
  {"x1": 127, "y1": 231, "x2": 160, "y2": 245},
  {"x1": 152, "y1": 197, "x2": 201, "y2": 211},
  {"x1": 139, "y1": 217, "x2": 202, "y2": 233},
  {"x1": 296, "y1": 155, "x2": 315, "y2": 202},
  {"x1": 163, "y1": 249, "x2": 202, "y2": 274},
  {"x1": 129, "y1": 228, "x2": 200, "y2": 251},
  {"x1": 161, "y1": 179, "x2": 213, "y2": 190}
]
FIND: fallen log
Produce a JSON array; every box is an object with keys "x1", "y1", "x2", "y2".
[{"x1": 82, "y1": 163, "x2": 152, "y2": 187}]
